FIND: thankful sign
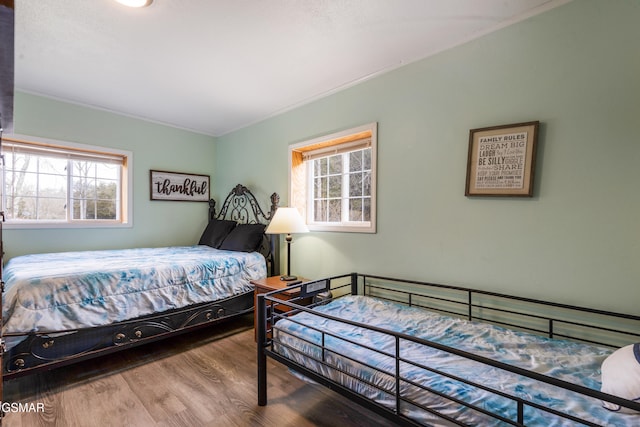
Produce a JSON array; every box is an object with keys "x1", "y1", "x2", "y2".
[{"x1": 150, "y1": 170, "x2": 210, "y2": 201}]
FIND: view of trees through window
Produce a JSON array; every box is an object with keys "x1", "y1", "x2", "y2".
[
  {"x1": 4, "y1": 151, "x2": 120, "y2": 221},
  {"x1": 289, "y1": 122, "x2": 376, "y2": 233},
  {"x1": 312, "y1": 147, "x2": 372, "y2": 223}
]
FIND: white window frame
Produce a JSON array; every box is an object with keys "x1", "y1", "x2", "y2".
[
  {"x1": 1, "y1": 134, "x2": 133, "y2": 229},
  {"x1": 289, "y1": 122, "x2": 377, "y2": 233}
]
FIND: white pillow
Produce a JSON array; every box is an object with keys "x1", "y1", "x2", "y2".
[{"x1": 600, "y1": 343, "x2": 640, "y2": 413}]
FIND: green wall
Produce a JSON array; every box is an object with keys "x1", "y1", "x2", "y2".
[
  {"x1": 214, "y1": 0, "x2": 640, "y2": 314},
  {"x1": 4, "y1": 92, "x2": 216, "y2": 259}
]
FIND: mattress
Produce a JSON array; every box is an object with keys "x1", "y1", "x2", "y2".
[
  {"x1": 2, "y1": 245, "x2": 266, "y2": 336},
  {"x1": 273, "y1": 295, "x2": 638, "y2": 426}
]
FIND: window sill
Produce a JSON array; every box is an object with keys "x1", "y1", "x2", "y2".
[
  {"x1": 308, "y1": 222, "x2": 375, "y2": 233},
  {"x1": 4, "y1": 221, "x2": 133, "y2": 230}
]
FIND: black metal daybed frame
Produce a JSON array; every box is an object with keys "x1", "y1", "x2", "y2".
[
  {"x1": 257, "y1": 273, "x2": 640, "y2": 426},
  {"x1": 1, "y1": 184, "x2": 279, "y2": 379}
]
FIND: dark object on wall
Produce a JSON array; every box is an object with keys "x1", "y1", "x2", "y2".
[
  {"x1": 465, "y1": 121, "x2": 539, "y2": 197},
  {"x1": 0, "y1": 0, "x2": 14, "y2": 134}
]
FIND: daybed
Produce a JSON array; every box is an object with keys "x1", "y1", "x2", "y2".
[
  {"x1": 2, "y1": 184, "x2": 279, "y2": 379},
  {"x1": 257, "y1": 273, "x2": 640, "y2": 426}
]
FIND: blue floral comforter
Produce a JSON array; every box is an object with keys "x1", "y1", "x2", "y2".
[
  {"x1": 273, "y1": 295, "x2": 639, "y2": 426},
  {"x1": 3, "y1": 246, "x2": 265, "y2": 336}
]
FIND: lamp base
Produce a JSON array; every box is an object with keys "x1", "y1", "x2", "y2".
[{"x1": 280, "y1": 275, "x2": 298, "y2": 281}]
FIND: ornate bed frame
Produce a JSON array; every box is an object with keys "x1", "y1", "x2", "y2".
[
  {"x1": 210, "y1": 184, "x2": 280, "y2": 276},
  {"x1": 1, "y1": 184, "x2": 279, "y2": 379},
  {"x1": 257, "y1": 273, "x2": 640, "y2": 426}
]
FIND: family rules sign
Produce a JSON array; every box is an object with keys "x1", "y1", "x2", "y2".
[{"x1": 465, "y1": 121, "x2": 539, "y2": 197}]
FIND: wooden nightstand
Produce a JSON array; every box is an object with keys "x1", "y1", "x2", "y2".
[{"x1": 252, "y1": 276, "x2": 311, "y2": 340}]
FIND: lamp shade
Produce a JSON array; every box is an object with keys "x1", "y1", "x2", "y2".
[{"x1": 265, "y1": 207, "x2": 309, "y2": 234}]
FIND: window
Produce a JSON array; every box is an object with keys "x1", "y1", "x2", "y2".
[
  {"x1": 289, "y1": 123, "x2": 377, "y2": 233},
  {"x1": 1, "y1": 135, "x2": 132, "y2": 228}
]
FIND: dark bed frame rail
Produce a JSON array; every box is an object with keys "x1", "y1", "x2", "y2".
[
  {"x1": 257, "y1": 273, "x2": 640, "y2": 426},
  {"x1": 4, "y1": 291, "x2": 254, "y2": 379},
  {"x1": 359, "y1": 274, "x2": 640, "y2": 349},
  {"x1": 3, "y1": 292, "x2": 254, "y2": 380}
]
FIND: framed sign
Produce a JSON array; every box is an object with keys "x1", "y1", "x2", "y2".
[
  {"x1": 150, "y1": 170, "x2": 210, "y2": 201},
  {"x1": 465, "y1": 121, "x2": 539, "y2": 197}
]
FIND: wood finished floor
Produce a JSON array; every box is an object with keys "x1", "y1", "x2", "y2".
[{"x1": 2, "y1": 315, "x2": 398, "y2": 427}]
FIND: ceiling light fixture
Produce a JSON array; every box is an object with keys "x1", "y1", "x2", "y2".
[{"x1": 114, "y1": 0, "x2": 153, "y2": 7}]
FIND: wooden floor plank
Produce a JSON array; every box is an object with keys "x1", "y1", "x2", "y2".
[
  {"x1": 120, "y1": 360, "x2": 188, "y2": 422},
  {"x1": 3, "y1": 315, "x2": 397, "y2": 427}
]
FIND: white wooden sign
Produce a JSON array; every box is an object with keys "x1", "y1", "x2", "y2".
[{"x1": 150, "y1": 170, "x2": 210, "y2": 202}]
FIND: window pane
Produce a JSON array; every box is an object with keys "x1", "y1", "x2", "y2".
[
  {"x1": 95, "y1": 163, "x2": 119, "y2": 180},
  {"x1": 38, "y1": 197, "x2": 67, "y2": 220},
  {"x1": 71, "y1": 161, "x2": 95, "y2": 178},
  {"x1": 5, "y1": 196, "x2": 14, "y2": 219},
  {"x1": 72, "y1": 178, "x2": 97, "y2": 199},
  {"x1": 363, "y1": 198, "x2": 371, "y2": 222},
  {"x1": 317, "y1": 177, "x2": 327, "y2": 198},
  {"x1": 39, "y1": 174, "x2": 67, "y2": 197},
  {"x1": 6, "y1": 172, "x2": 33, "y2": 201},
  {"x1": 363, "y1": 171, "x2": 371, "y2": 196},
  {"x1": 314, "y1": 200, "x2": 327, "y2": 222},
  {"x1": 11, "y1": 196, "x2": 37, "y2": 219},
  {"x1": 328, "y1": 155, "x2": 342, "y2": 174},
  {"x1": 9, "y1": 195, "x2": 66, "y2": 220},
  {"x1": 328, "y1": 199, "x2": 341, "y2": 222},
  {"x1": 96, "y1": 200, "x2": 117, "y2": 220},
  {"x1": 39, "y1": 157, "x2": 67, "y2": 175},
  {"x1": 319, "y1": 158, "x2": 328, "y2": 176},
  {"x1": 73, "y1": 199, "x2": 97, "y2": 220},
  {"x1": 349, "y1": 198, "x2": 362, "y2": 221},
  {"x1": 13, "y1": 153, "x2": 38, "y2": 173},
  {"x1": 349, "y1": 150, "x2": 363, "y2": 172},
  {"x1": 349, "y1": 172, "x2": 363, "y2": 197},
  {"x1": 97, "y1": 180, "x2": 118, "y2": 200},
  {"x1": 74, "y1": 163, "x2": 116, "y2": 217},
  {"x1": 328, "y1": 175, "x2": 341, "y2": 198},
  {"x1": 363, "y1": 148, "x2": 371, "y2": 170}
]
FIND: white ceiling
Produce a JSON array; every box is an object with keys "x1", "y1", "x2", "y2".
[{"x1": 14, "y1": 0, "x2": 568, "y2": 137}]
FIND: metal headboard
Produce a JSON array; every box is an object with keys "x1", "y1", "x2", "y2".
[
  {"x1": 208, "y1": 184, "x2": 280, "y2": 276},
  {"x1": 209, "y1": 184, "x2": 279, "y2": 224}
]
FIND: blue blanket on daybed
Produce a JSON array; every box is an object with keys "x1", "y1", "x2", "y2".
[{"x1": 273, "y1": 295, "x2": 639, "y2": 426}]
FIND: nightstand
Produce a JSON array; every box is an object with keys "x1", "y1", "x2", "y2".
[{"x1": 252, "y1": 276, "x2": 311, "y2": 340}]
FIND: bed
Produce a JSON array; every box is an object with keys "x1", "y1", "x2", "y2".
[
  {"x1": 257, "y1": 273, "x2": 640, "y2": 426},
  {"x1": 1, "y1": 184, "x2": 280, "y2": 379}
]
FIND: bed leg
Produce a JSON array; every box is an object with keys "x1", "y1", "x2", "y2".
[
  {"x1": 351, "y1": 272, "x2": 359, "y2": 295},
  {"x1": 257, "y1": 294, "x2": 268, "y2": 406}
]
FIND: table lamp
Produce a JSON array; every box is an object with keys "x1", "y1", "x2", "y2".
[{"x1": 265, "y1": 207, "x2": 309, "y2": 281}]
